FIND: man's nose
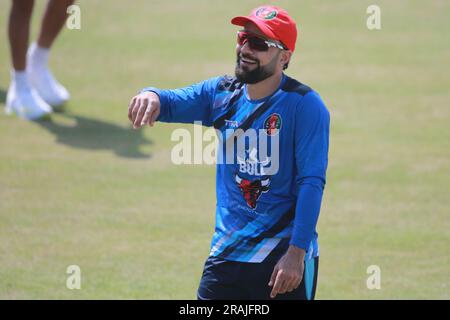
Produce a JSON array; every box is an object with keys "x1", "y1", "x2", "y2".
[{"x1": 239, "y1": 41, "x2": 254, "y2": 55}]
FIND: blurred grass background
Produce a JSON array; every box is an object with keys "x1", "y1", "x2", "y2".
[{"x1": 0, "y1": 0, "x2": 449, "y2": 299}]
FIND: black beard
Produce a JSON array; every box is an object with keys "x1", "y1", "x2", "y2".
[{"x1": 234, "y1": 53, "x2": 278, "y2": 84}]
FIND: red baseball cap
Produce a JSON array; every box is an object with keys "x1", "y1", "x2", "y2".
[{"x1": 231, "y1": 5, "x2": 298, "y2": 52}]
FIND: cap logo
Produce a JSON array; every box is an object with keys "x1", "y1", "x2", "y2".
[{"x1": 255, "y1": 7, "x2": 278, "y2": 20}]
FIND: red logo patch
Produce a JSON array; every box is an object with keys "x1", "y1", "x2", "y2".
[
  {"x1": 263, "y1": 113, "x2": 282, "y2": 136},
  {"x1": 235, "y1": 174, "x2": 270, "y2": 209}
]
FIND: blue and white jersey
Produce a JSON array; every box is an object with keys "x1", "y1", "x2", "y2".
[{"x1": 142, "y1": 73, "x2": 330, "y2": 263}]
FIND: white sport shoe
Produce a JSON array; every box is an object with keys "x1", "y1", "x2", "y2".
[
  {"x1": 5, "y1": 81, "x2": 52, "y2": 120},
  {"x1": 27, "y1": 43, "x2": 70, "y2": 108}
]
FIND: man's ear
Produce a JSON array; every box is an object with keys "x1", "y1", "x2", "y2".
[{"x1": 280, "y1": 50, "x2": 292, "y2": 67}]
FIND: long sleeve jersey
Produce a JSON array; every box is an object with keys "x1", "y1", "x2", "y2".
[{"x1": 142, "y1": 73, "x2": 330, "y2": 263}]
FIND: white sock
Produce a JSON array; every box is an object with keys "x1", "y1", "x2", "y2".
[
  {"x1": 11, "y1": 70, "x2": 30, "y2": 92},
  {"x1": 29, "y1": 42, "x2": 50, "y2": 68}
]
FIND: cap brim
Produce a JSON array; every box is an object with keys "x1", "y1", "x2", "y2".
[{"x1": 231, "y1": 16, "x2": 277, "y2": 40}]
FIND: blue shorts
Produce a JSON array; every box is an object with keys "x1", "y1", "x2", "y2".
[{"x1": 197, "y1": 250, "x2": 319, "y2": 300}]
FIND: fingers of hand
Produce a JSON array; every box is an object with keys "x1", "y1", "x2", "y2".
[
  {"x1": 140, "y1": 104, "x2": 151, "y2": 126},
  {"x1": 294, "y1": 274, "x2": 303, "y2": 291},
  {"x1": 128, "y1": 97, "x2": 137, "y2": 121},
  {"x1": 133, "y1": 99, "x2": 149, "y2": 128},
  {"x1": 286, "y1": 274, "x2": 302, "y2": 293},
  {"x1": 268, "y1": 265, "x2": 279, "y2": 287},
  {"x1": 129, "y1": 92, "x2": 160, "y2": 129},
  {"x1": 270, "y1": 270, "x2": 302, "y2": 298},
  {"x1": 148, "y1": 105, "x2": 160, "y2": 126},
  {"x1": 130, "y1": 98, "x2": 142, "y2": 125},
  {"x1": 270, "y1": 270, "x2": 285, "y2": 298}
]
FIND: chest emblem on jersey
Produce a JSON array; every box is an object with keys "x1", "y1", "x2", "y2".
[
  {"x1": 263, "y1": 113, "x2": 282, "y2": 136},
  {"x1": 235, "y1": 174, "x2": 270, "y2": 209}
]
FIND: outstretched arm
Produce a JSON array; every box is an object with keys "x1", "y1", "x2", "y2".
[{"x1": 128, "y1": 77, "x2": 222, "y2": 128}]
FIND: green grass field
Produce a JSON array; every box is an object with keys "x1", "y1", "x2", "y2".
[{"x1": 0, "y1": 0, "x2": 449, "y2": 299}]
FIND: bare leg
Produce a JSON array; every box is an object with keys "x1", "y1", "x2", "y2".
[
  {"x1": 8, "y1": 0, "x2": 35, "y2": 71},
  {"x1": 37, "y1": 0, "x2": 74, "y2": 49},
  {"x1": 6, "y1": 0, "x2": 53, "y2": 120},
  {"x1": 23, "y1": 0, "x2": 74, "y2": 107}
]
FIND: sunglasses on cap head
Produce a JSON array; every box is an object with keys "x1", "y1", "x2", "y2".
[{"x1": 236, "y1": 30, "x2": 286, "y2": 52}]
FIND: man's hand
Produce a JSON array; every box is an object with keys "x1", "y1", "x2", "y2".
[
  {"x1": 128, "y1": 91, "x2": 161, "y2": 129},
  {"x1": 268, "y1": 245, "x2": 306, "y2": 298}
]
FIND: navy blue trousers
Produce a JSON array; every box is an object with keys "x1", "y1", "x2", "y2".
[{"x1": 197, "y1": 250, "x2": 319, "y2": 300}]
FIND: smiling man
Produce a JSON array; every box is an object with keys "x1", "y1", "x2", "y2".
[{"x1": 128, "y1": 5, "x2": 330, "y2": 300}]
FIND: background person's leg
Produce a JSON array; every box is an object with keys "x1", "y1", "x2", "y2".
[
  {"x1": 6, "y1": 0, "x2": 52, "y2": 120},
  {"x1": 37, "y1": 0, "x2": 74, "y2": 48},
  {"x1": 28, "y1": 0, "x2": 74, "y2": 107},
  {"x1": 8, "y1": 0, "x2": 34, "y2": 71}
]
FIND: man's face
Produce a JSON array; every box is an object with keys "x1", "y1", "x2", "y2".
[{"x1": 235, "y1": 23, "x2": 285, "y2": 84}]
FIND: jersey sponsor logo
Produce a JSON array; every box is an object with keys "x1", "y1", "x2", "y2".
[
  {"x1": 255, "y1": 7, "x2": 278, "y2": 20},
  {"x1": 235, "y1": 147, "x2": 273, "y2": 208},
  {"x1": 235, "y1": 174, "x2": 270, "y2": 209},
  {"x1": 237, "y1": 147, "x2": 272, "y2": 176},
  {"x1": 263, "y1": 113, "x2": 282, "y2": 136},
  {"x1": 224, "y1": 119, "x2": 239, "y2": 128}
]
